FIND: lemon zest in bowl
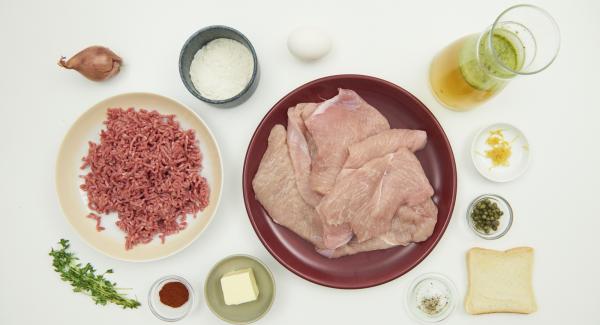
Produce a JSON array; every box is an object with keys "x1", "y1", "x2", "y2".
[{"x1": 485, "y1": 129, "x2": 512, "y2": 167}]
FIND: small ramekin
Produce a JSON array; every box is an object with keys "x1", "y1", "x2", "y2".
[
  {"x1": 179, "y1": 25, "x2": 259, "y2": 108},
  {"x1": 148, "y1": 275, "x2": 195, "y2": 322},
  {"x1": 466, "y1": 194, "x2": 513, "y2": 240}
]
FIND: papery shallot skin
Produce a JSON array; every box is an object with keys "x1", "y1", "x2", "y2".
[{"x1": 58, "y1": 46, "x2": 122, "y2": 81}]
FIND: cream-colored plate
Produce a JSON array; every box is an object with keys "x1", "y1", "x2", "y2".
[{"x1": 56, "y1": 93, "x2": 223, "y2": 262}]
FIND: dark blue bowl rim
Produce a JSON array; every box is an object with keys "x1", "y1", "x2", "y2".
[{"x1": 179, "y1": 25, "x2": 259, "y2": 104}]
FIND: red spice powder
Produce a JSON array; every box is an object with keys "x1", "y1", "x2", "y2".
[{"x1": 159, "y1": 281, "x2": 189, "y2": 308}]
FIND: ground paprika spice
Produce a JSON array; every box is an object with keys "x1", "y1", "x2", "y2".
[{"x1": 159, "y1": 281, "x2": 189, "y2": 308}]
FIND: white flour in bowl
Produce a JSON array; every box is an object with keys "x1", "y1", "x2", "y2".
[{"x1": 189, "y1": 38, "x2": 254, "y2": 100}]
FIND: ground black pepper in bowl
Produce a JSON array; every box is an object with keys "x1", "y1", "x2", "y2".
[
  {"x1": 420, "y1": 296, "x2": 446, "y2": 315},
  {"x1": 406, "y1": 273, "x2": 457, "y2": 322}
]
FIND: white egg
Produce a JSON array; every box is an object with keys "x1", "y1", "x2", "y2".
[{"x1": 287, "y1": 27, "x2": 332, "y2": 61}]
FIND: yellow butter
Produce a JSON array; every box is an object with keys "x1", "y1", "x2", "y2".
[{"x1": 220, "y1": 268, "x2": 260, "y2": 305}]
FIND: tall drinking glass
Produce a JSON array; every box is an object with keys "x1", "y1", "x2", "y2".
[{"x1": 429, "y1": 4, "x2": 560, "y2": 111}]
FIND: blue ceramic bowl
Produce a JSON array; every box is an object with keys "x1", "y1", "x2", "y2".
[{"x1": 179, "y1": 25, "x2": 259, "y2": 107}]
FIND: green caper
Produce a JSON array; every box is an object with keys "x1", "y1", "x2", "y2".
[{"x1": 470, "y1": 197, "x2": 505, "y2": 235}]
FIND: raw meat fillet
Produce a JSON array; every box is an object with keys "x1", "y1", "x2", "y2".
[
  {"x1": 286, "y1": 103, "x2": 322, "y2": 207},
  {"x1": 252, "y1": 125, "x2": 325, "y2": 248},
  {"x1": 316, "y1": 148, "x2": 434, "y2": 243},
  {"x1": 319, "y1": 199, "x2": 437, "y2": 258},
  {"x1": 380, "y1": 199, "x2": 438, "y2": 244},
  {"x1": 287, "y1": 103, "x2": 353, "y2": 249},
  {"x1": 321, "y1": 222, "x2": 353, "y2": 250},
  {"x1": 318, "y1": 237, "x2": 396, "y2": 258},
  {"x1": 344, "y1": 129, "x2": 427, "y2": 169},
  {"x1": 252, "y1": 89, "x2": 440, "y2": 258},
  {"x1": 320, "y1": 169, "x2": 354, "y2": 249},
  {"x1": 304, "y1": 89, "x2": 390, "y2": 195}
]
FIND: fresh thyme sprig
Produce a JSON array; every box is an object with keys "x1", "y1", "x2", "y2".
[{"x1": 49, "y1": 239, "x2": 141, "y2": 309}]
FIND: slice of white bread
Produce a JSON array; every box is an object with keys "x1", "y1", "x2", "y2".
[{"x1": 465, "y1": 247, "x2": 537, "y2": 314}]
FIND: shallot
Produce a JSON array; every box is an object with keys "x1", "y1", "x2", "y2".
[{"x1": 58, "y1": 46, "x2": 122, "y2": 81}]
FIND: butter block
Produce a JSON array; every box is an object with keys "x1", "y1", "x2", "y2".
[{"x1": 220, "y1": 268, "x2": 260, "y2": 305}]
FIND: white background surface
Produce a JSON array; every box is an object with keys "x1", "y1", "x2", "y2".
[{"x1": 1, "y1": 0, "x2": 599, "y2": 324}]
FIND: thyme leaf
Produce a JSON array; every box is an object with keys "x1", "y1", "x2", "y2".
[{"x1": 49, "y1": 239, "x2": 140, "y2": 309}]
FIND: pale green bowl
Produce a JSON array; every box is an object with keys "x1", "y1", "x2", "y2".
[{"x1": 204, "y1": 255, "x2": 275, "y2": 324}]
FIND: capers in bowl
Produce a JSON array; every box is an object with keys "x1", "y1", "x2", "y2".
[
  {"x1": 471, "y1": 199, "x2": 503, "y2": 233},
  {"x1": 466, "y1": 194, "x2": 513, "y2": 240}
]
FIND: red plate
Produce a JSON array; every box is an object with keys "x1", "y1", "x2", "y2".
[{"x1": 243, "y1": 75, "x2": 457, "y2": 289}]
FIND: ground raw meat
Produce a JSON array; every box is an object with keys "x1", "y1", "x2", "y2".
[
  {"x1": 80, "y1": 108, "x2": 210, "y2": 249},
  {"x1": 86, "y1": 213, "x2": 105, "y2": 232},
  {"x1": 303, "y1": 89, "x2": 390, "y2": 195}
]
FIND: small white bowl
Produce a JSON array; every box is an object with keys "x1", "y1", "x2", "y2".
[
  {"x1": 148, "y1": 275, "x2": 195, "y2": 322},
  {"x1": 471, "y1": 123, "x2": 530, "y2": 182},
  {"x1": 405, "y1": 273, "x2": 457, "y2": 323}
]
